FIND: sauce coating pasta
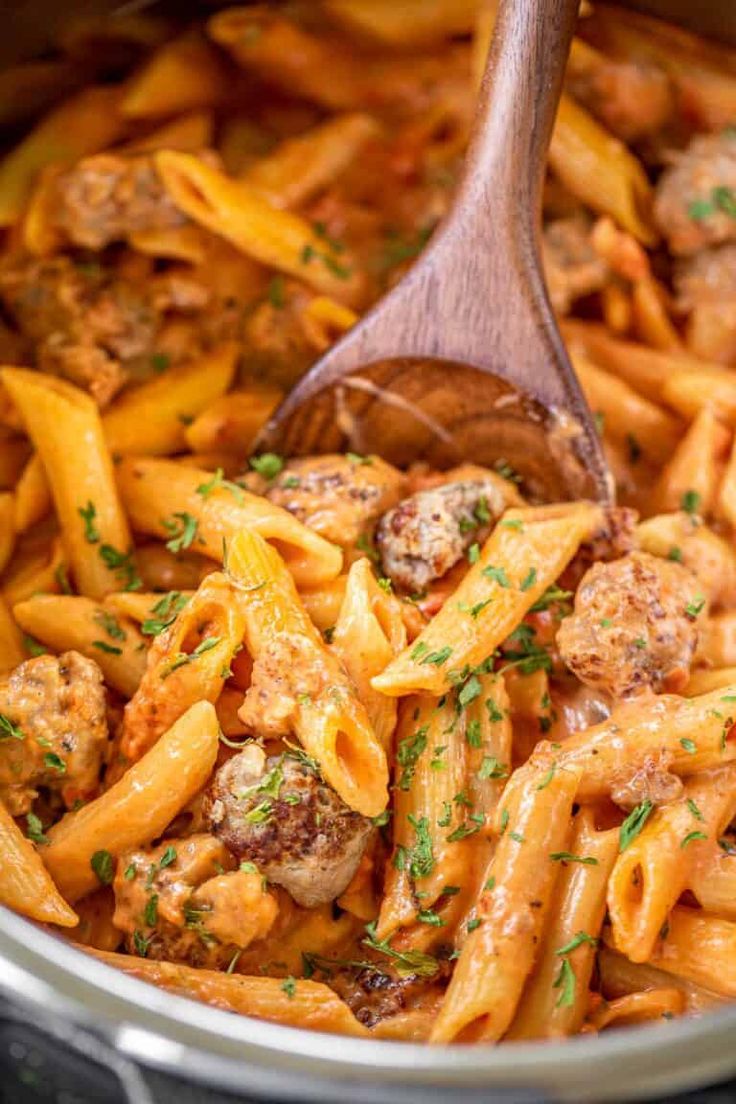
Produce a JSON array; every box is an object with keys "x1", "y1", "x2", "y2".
[{"x1": 0, "y1": 0, "x2": 734, "y2": 1046}]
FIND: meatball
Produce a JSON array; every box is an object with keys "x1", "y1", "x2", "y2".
[
  {"x1": 112, "y1": 833, "x2": 277, "y2": 968},
  {"x1": 376, "y1": 479, "x2": 507, "y2": 593},
  {"x1": 204, "y1": 747, "x2": 373, "y2": 908},
  {"x1": 557, "y1": 551, "x2": 701, "y2": 698},
  {"x1": 53, "y1": 153, "x2": 185, "y2": 250},
  {"x1": 675, "y1": 244, "x2": 736, "y2": 365},
  {"x1": 263, "y1": 454, "x2": 406, "y2": 548},
  {"x1": 0, "y1": 254, "x2": 210, "y2": 405},
  {"x1": 654, "y1": 131, "x2": 736, "y2": 256},
  {"x1": 542, "y1": 215, "x2": 609, "y2": 315},
  {"x1": 567, "y1": 58, "x2": 673, "y2": 143},
  {"x1": 564, "y1": 505, "x2": 637, "y2": 590},
  {"x1": 0, "y1": 651, "x2": 108, "y2": 816}
]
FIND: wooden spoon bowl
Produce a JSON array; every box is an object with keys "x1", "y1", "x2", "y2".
[{"x1": 256, "y1": 0, "x2": 612, "y2": 504}]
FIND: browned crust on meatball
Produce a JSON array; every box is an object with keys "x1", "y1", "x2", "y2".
[
  {"x1": 204, "y1": 750, "x2": 372, "y2": 908},
  {"x1": 557, "y1": 551, "x2": 701, "y2": 699}
]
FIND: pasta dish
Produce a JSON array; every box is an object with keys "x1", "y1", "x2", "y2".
[{"x1": 0, "y1": 0, "x2": 735, "y2": 1046}]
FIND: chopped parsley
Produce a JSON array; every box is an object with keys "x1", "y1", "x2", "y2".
[
  {"x1": 482, "y1": 564, "x2": 511, "y2": 588},
  {"x1": 520, "y1": 567, "x2": 537, "y2": 592},
  {"x1": 553, "y1": 957, "x2": 575, "y2": 1008},
  {"x1": 99, "y1": 545, "x2": 141, "y2": 591},
  {"x1": 163, "y1": 512, "x2": 199, "y2": 554},
  {"x1": 362, "y1": 921, "x2": 438, "y2": 979},
  {"x1": 550, "y1": 851, "x2": 598, "y2": 865},
  {"x1": 419, "y1": 646, "x2": 453, "y2": 667},
  {"x1": 78, "y1": 501, "x2": 100, "y2": 543},
  {"x1": 91, "y1": 849, "x2": 115, "y2": 886},
  {"x1": 43, "y1": 752, "x2": 66, "y2": 774},
  {"x1": 0, "y1": 714, "x2": 23, "y2": 741},
  {"x1": 684, "y1": 596, "x2": 706, "y2": 620},
  {"x1": 196, "y1": 467, "x2": 245, "y2": 504},
  {"x1": 281, "y1": 976, "x2": 297, "y2": 999},
  {"x1": 250, "y1": 453, "x2": 284, "y2": 480},
  {"x1": 141, "y1": 591, "x2": 188, "y2": 636},
  {"x1": 679, "y1": 738, "x2": 697, "y2": 755},
  {"x1": 680, "y1": 489, "x2": 701, "y2": 516},
  {"x1": 477, "y1": 756, "x2": 508, "y2": 781},
  {"x1": 467, "y1": 543, "x2": 480, "y2": 564},
  {"x1": 619, "y1": 799, "x2": 653, "y2": 852},
  {"x1": 396, "y1": 725, "x2": 428, "y2": 791},
  {"x1": 93, "y1": 610, "x2": 126, "y2": 641},
  {"x1": 681, "y1": 830, "x2": 708, "y2": 848},
  {"x1": 26, "y1": 812, "x2": 47, "y2": 844}
]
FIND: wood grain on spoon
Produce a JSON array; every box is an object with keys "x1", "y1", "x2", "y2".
[{"x1": 256, "y1": 0, "x2": 612, "y2": 504}]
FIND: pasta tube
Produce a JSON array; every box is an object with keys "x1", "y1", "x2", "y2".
[
  {"x1": 208, "y1": 8, "x2": 364, "y2": 111},
  {"x1": 608, "y1": 763, "x2": 736, "y2": 963},
  {"x1": 89, "y1": 952, "x2": 368, "y2": 1036},
  {"x1": 373, "y1": 503, "x2": 603, "y2": 696},
  {"x1": 155, "y1": 151, "x2": 365, "y2": 306},
  {"x1": 507, "y1": 810, "x2": 619, "y2": 1039},
  {"x1": 116, "y1": 456, "x2": 342, "y2": 588},
  {"x1": 0, "y1": 594, "x2": 25, "y2": 673},
  {"x1": 572, "y1": 354, "x2": 682, "y2": 466},
  {"x1": 103, "y1": 343, "x2": 239, "y2": 457},
  {"x1": 549, "y1": 93, "x2": 656, "y2": 244},
  {"x1": 121, "y1": 573, "x2": 246, "y2": 761},
  {"x1": 241, "y1": 114, "x2": 380, "y2": 209},
  {"x1": 598, "y1": 946, "x2": 725, "y2": 1016},
  {"x1": 430, "y1": 763, "x2": 579, "y2": 1043},
  {"x1": 331, "y1": 558, "x2": 406, "y2": 751},
  {"x1": 120, "y1": 34, "x2": 229, "y2": 119},
  {"x1": 0, "y1": 86, "x2": 125, "y2": 227},
  {"x1": 501, "y1": 685, "x2": 736, "y2": 815},
  {"x1": 635, "y1": 907, "x2": 736, "y2": 998},
  {"x1": 14, "y1": 454, "x2": 51, "y2": 533},
  {"x1": 376, "y1": 694, "x2": 472, "y2": 938},
  {"x1": 13, "y1": 595, "x2": 147, "y2": 699},
  {"x1": 184, "y1": 387, "x2": 282, "y2": 456},
  {"x1": 44, "y1": 701, "x2": 220, "y2": 901},
  {"x1": 2, "y1": 370, "x2": 133, "y2": 600},
  {"x1": 0, "y1": 800, "x2": 77, "y2": 927},
  {"x1": 690, "y1": 842, "x2": 736, "y2": 919},
  {"x1": 226, "y1": 528, "x2": 387, "y2": 818}
]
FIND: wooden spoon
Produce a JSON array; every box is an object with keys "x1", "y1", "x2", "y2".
[{"x1": 256, "y1": 0, "x2": 612, "y2": 504}]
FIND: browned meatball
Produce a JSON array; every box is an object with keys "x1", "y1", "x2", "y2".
[
  {"x1": 542, "y1": 215, "x2": 609, "y2": 315},
  {"x1": 557, "y1": 551, "x2": 701, "y2": 698},
  {"x1": 567, "y1": 58, "x2": 673, "y2": 143},
  {"x1": 263, "y1": 454, "x2": 406, "y2": 548},
  {"x1": 676, "y1": 244, "x2": 736, "y2": 365},
  {"x1": 375, "y1": 479, "x2": 507, "y2": 593},
  {"x1": 654, "y1": 131, "x2": 736, "y2": 255},
  {"x1": 112, "y1": 833, "x2": 277, "y2": 967},
  {"x1": 53, "y1": 154, "x2": 185, "y2": 250},
  {"x1": 204, "y1": 747, "x2": 373, "y2": 908},
  {"x1": 0, "y1": 651, "x2": 108, "y2": 816}
]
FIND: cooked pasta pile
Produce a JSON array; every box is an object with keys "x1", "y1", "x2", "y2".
[{"x1": 0, "y1": 0, "x2": 735, "y2": 1044}]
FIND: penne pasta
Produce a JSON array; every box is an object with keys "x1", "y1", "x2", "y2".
[
  {"x1": 430, "y1": 763, "x2": 580, "y2": 1043},
  {"x1": 89, "y1": 951, "x2": 368, "y2": 1035},
  {"x1": 241, "y1": 114, "x2": 381, "y2": 210},
  {"x1": 12, "y1": 595, "x2": 147, "y2": 699},
  {"x1": 689, "y1": 842, "x2": 736, "y2": 919},
  {"x1": 2, "y1": 369, "x2": 133, "y2": 600},
  {"x1": 376, "y1": 693, "x2": 473, "y2": 938},
  {"x1": 607, "y1": 764, "x2": 736, "y2": 963},
  {"x1": 43, "y1": 701, "x2": 220, "y2": 901},
  {"x1": 13, "y1": 454, "x2": 51, "y2": 534},
  {"x1": 183, "y1": 387, "x2": 283, "y2": 456},
  {"x1": 116, "y1": 456, "x2": 342, "y2": 589},
  {"x1": 154, "y1": 151, "x2": 365, "y2": 306},
  {"x1": 598, "y1": 946, "x2": 725, "y2": 1016},
  {"x1": 120, "y1": 34, "x2": 230, "y2": 119},
  {"x1": 0, "y1": 86, "x2": 125, "y2": 227},
  {"x1": 637, "y1": 907, "x2": 736, "y2": 998},
  {"x1": 0, "y1": 594, "x2": 26, "y2": 673},
  {"x1": 571, "y1": 353, "x2": 682, "y2": 466},
  {"x1": 331, "y1": 558, "x2": 406, "y2": 751},
  {"x1": 226, "y1": 528, "x2": 387, "y2": 818},
  {"x1": 649, "y1": 408, "x2": 730, "y2": 517},
  {"x1": 373, "y1": 503, "x2": 603, "y2": 697},
  {"x1": 103, "y1": 343, "x2": 239, "y2": 458},
  {"x1": 120, "y1": 573, "x2": 245, "y2": 761},
  {"x1": 507, "y1": 810, "x2": 619, "y2": 1039},
  {"x1": 500, "y1": 686, "x2": 736, "y2": 813},
  {"x1": 549, "y1": 94, "x2": 656, "y2": 245},
  {"x1": 0, "y1": 799, "x2": 78, "y2": 927}
]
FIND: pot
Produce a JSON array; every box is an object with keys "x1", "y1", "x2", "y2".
[{"x1": 0, "y1": 3, "x2": 735, "y2": 1101}]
